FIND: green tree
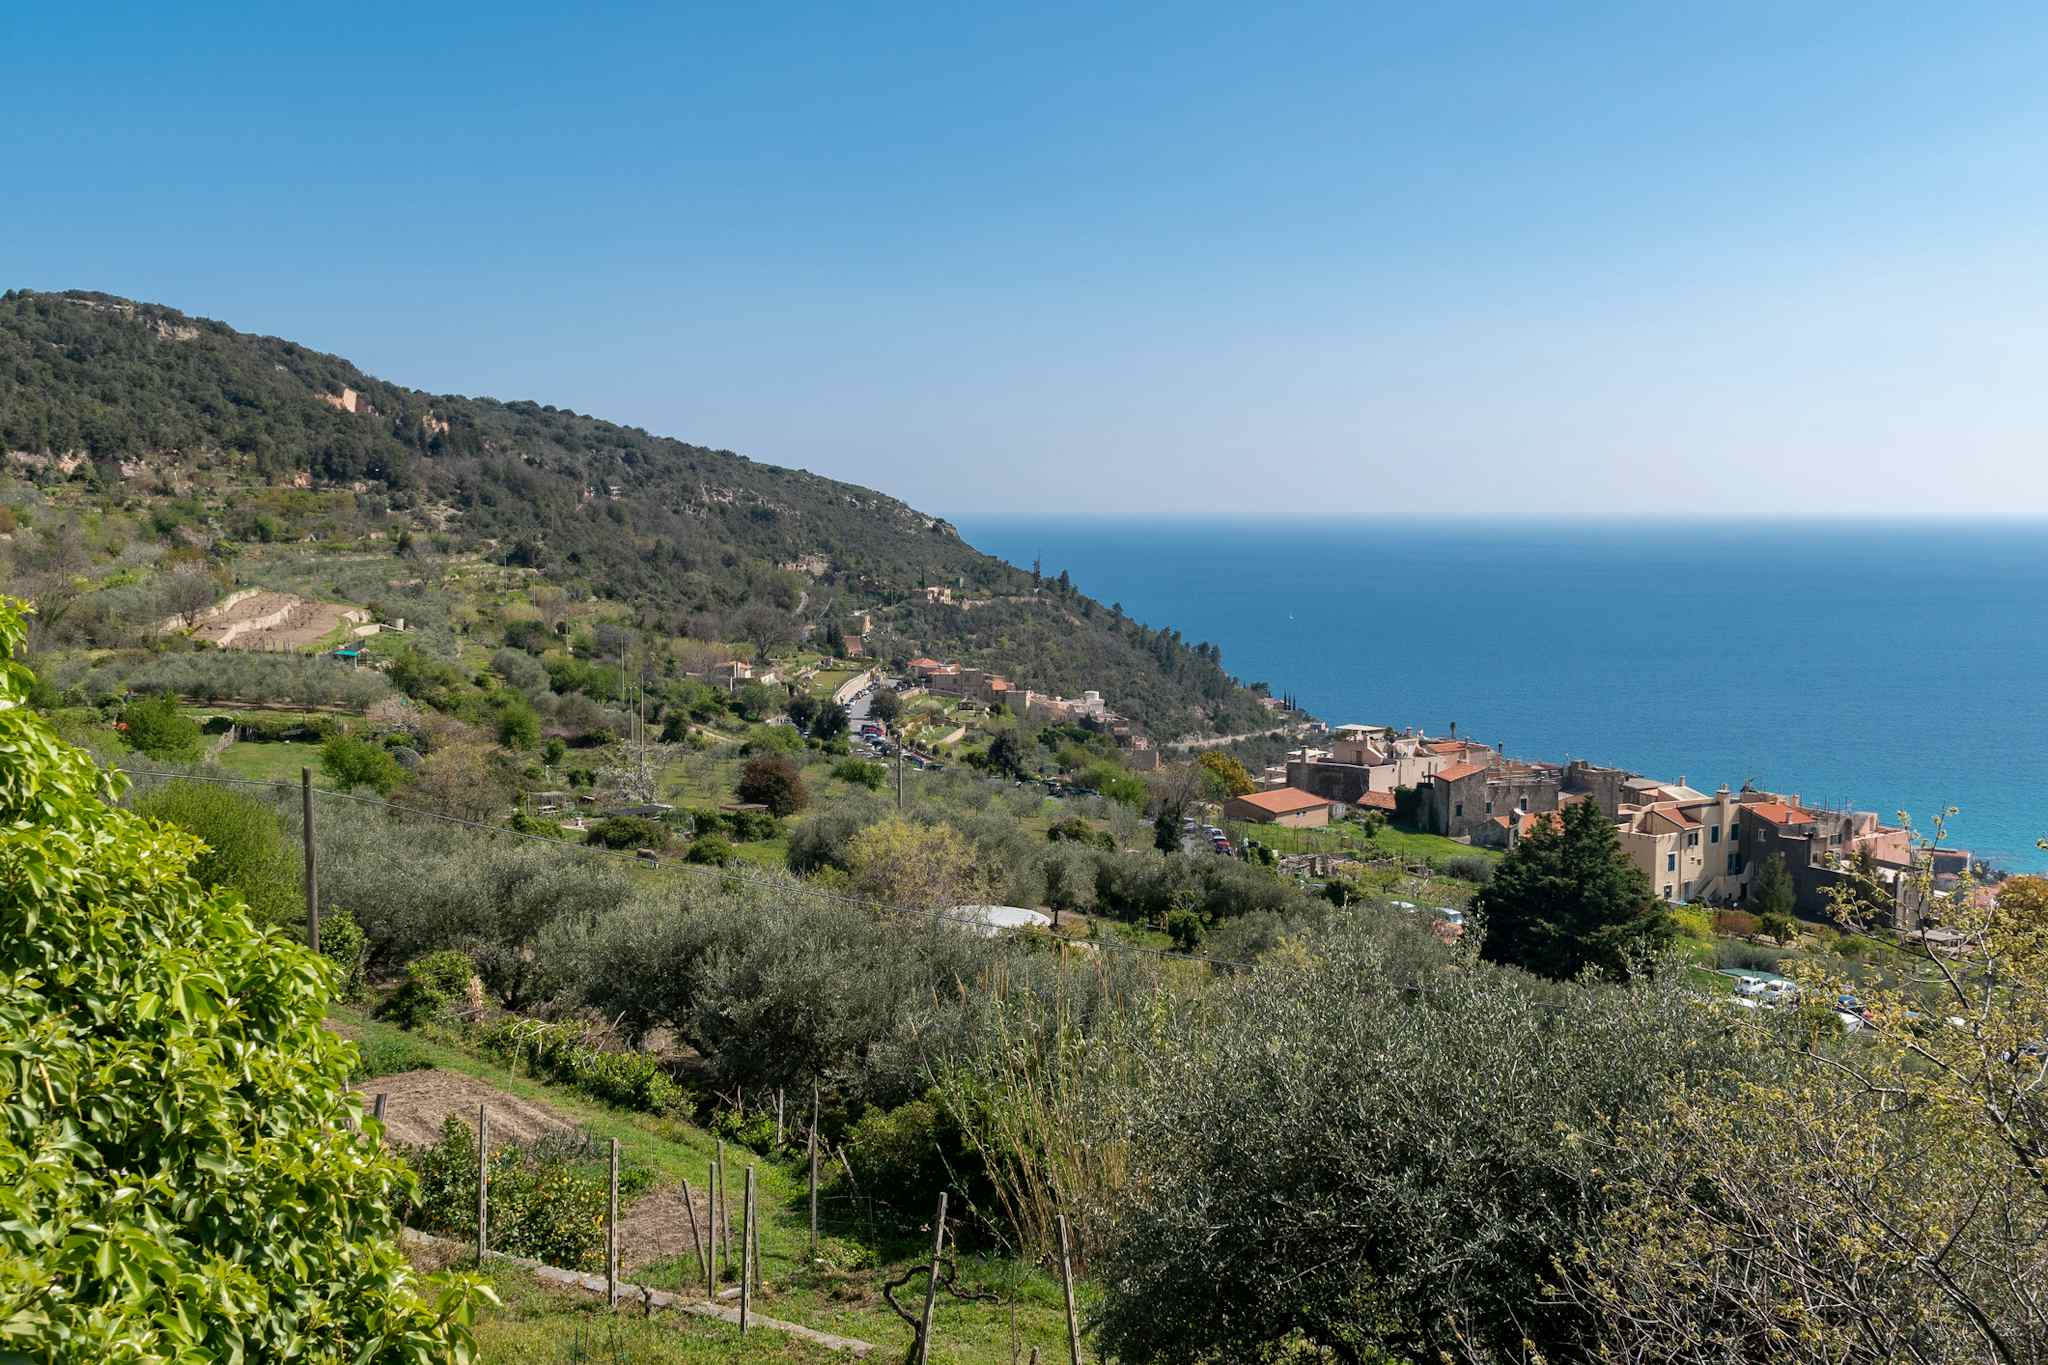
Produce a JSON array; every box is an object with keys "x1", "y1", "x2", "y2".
[
  {"x1": 811, "y1": 701, "x2": 851, "y2": 742},
  {"x1": 987, "y1": 730, "x2": 1030, "y2": 780},
  {"x1": 845, "y1": 817, "x2": 991, "y2": 909},
  {"x1": 321, "y1": 732, "x2": 402, "y2": 795},
  {"x1": 120, "y1": 691, "x2": 199, "y2": 760},
  {"x1": 0, "y1": 597, "x2": 482, "y2": 1359},
  {"x1": 832, "y1": 756, "x2": 886, "y2": 790},
  {"x1": 1196, "y1": 750, "x2": 1257, "y2": 798},
  {"x1": 1473, "y1": 798, "x2": 1672, "y2": 980},
  {"x1": 134, "y1": 778, "x2": 302, "y2": 928},
  {"x1": 736, "y1": 753, "x2": 809, "y2": 816},
  {"x1": 785, "y1": 694, "x2": 820, "y2": 731},
  {"x1": 869, "y1": 688, "x2": 901, "y2": 725},
  {"x1": 495, "y1": 697, "x2": 539, "y2": 750},
  {"x1": 1751, "y1": 850, "x2": 1796, "y2": 920}
]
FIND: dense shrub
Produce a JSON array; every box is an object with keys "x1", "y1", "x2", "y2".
[
  {"x1": 584, "y1": 815, "x2": 668, "y2": 851},
  {"x1": 1442, "y1": 854, "x2": 1495, "y2": 885},
  {"x1": 397, "y1": 1117, "x2": 609, "y2": 1271},
  {"x1": 374, "y1": 949, "x2": 478, "y2": 1029},
  {"x1": 831, "y1": 756, "x2": 886, "y2": 790},
  {"x1": 120, "y1": 691, "x2": 200, "y2": 759},
  {"x1": 321, "y1": 732, "x2": 403, "y2": 794},
  {"x1": 349, "y1": 1031, "x2": 438, "y2": 1082},
  {"x1": 846, "y1": 1096, "x2": 991, "y2": 1222},
  {"x1": 1712, "y1": 908, "x2": 1761, "y2": 938},
  {"x1": 684, "y1": 833, "x2": 733, "y2": 866},
  {"x1": 736, "y1": 753, "x2": 808, "y2": 816},
  {"x1": 476, "y1": 1018, "x2": 685, "y2": 1115},
  {"x1": 320, "y1": 905, "x2": 370, "y2": 1001},
  {"x1": 133, "y1": 777, "x2": 302, "y2": 927},
  {"x1": 785, "y1": 795, "x2": 888, "y2": 875}
]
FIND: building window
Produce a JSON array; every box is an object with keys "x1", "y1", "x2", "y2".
[
  {"x1": 1662, "y1": 884, "x2": 1674, "y2": 900},
  {"x1": 1454, "y1": 802, "x2": 1463, "y2": 818},
  {"x1": 1728, "y1": 853, "x2": 1742, "y2": 874},
  {"x1": 1485, "y1": 800, "x2": 1493, "y2": 814},
  {"x1": 1710, "y1": 826, "x2": 1720, "y2": 844},
  {"x1": 1686, "y1": 830, "x2": 1699, "y2": 848},
  {"x1": 1666, "y1": 853, "x2": 1676, "y2": 872}
]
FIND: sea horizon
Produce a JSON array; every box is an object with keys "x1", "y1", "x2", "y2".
[{"x1": 959, "y1": 516, "x2": 2048, "y2": 875}]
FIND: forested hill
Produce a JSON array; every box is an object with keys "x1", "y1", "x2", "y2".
[{"x1": 0, "y1": 289, "x2": 1269, "y2": 737}]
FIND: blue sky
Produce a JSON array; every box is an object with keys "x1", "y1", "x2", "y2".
[{"x1": 6, "y1": 2, "x2": 2048, "y2": 519}]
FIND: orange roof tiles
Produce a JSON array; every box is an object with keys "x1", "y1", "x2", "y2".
[
  {"x1": 1230, "y1": 788, "x2": 1332, "y2": 815},
  {"x1": 1434, "y1": 761, "x2": 1486, "y2": 783},
  {"x1": 1356, "y1": 790, "x2": 1398, "y2": 812},
  {"x1": 1745, "y1": 801, "x2": 1810, "y2": 826}
]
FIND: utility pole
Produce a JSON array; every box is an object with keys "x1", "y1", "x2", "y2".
[{"x1": 301, "y1": 767, "x2": 318, "y2": 954}]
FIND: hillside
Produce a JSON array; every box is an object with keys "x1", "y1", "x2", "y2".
[{"x1": 0, "y1": 288, "x2": 1268, "y2": 737}]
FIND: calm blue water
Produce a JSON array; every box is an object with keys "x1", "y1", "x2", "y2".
[{"x1": 957, "y1": 520, "x2": 2048, "y2": 873}]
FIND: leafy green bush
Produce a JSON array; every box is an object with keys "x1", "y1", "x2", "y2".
[
  {"x1": 321, "y1": 904, "x2": 370, "y2": 1000},
  {"x1": 119, "y1": 691, "x2": 200, "y2": 759},
  {"x1": 322, "y1": 732, "x2": 403, "y2": 794},
  {"x1": 708, "y1": 1105, "x2": 778, "y2": 1155},
  {"x1": 397, "y1": 1116, "x2": 608, "y2": 1271},
  {"x1": 846, "y1": 1095, "x2": 988, "y2": 1218},
  {"x1": 475, "y1": 1018, "x2": 685, "y2": 1116},
  {"x1": 685, "y1": 834, "x2": 734, "y2": 866},
  {"x1": 374, "y1": 948, "x2": 477, "y2": 1029},
  {"x1": 349, "y1": 1031, "x2": 439, "y2": 1082},
  {"x1": 584, "y1": 815, "x2": 668, "y2": 851},
  {"x1": 0, "y1": 596, "x2": 478, "y2": 1359},
  {"x1": 831, "y1": 757, "x2": 886, "y2": 790},
  {"x1": 133, "y1": 777, "x2": 302, "y2": 927},
  {"x1": 1442, "y1": 855, "x2": 1495, "y2": 885}
]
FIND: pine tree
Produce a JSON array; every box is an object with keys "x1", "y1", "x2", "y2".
[{"x1": 1474, "y1": 799, "x2": 1673, "y2": 980}]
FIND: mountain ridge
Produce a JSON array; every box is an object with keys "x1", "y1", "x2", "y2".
[{"x1": 0, "y1": 288, "x2": 1270, "y2": 737}]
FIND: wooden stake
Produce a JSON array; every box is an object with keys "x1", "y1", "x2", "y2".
[
  {"x1": 1029, "y1": 1350, "x2": 1041, "y2": 1365},
  {"x1": 917, "y1": 1192, "x2": 947, "y2": 1365},
  {"x1": 372, "y1": 1092, "x2": 387, "y2": 1123},
  {"x1": 682, "y1": 1177, "x2": 708, "y2": 1287},
  {"x1": 703, "y1": 1163, "x2": 718, "y2": 1301},
  {"x1": 739, "y1": 1166, "x2": 755, "y2": 1335},
  {"x1": 301, "y1": 768, "x2": 319, "y2": 954},
  {"x1": 475, "y1": 1104, "x2": 488, "y2": 1267},
  {"x1": 1057, "y1": 1213, "x2": 1082, "y2": 1365},
  {"x1": 775, "y1": 1089, "x2": 785, "y2": 1147},
  {"x1": 750, "y1": 1166, "x2": 763, "y2": 1293},
  {"x1": 606, "y1": 1138, "x2": 620, "y2": 1308},
  {"x1": 808, "y1": 1083, "x2": 820, "y2": 1256},
  {"x1": 718, "y1": 1144, "x2": 733, "y2": 1276}
]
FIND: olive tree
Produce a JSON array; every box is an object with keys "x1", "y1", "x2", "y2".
[{"x1": 1092, "y1": 920, "x2": 1740, "y2": 1364}]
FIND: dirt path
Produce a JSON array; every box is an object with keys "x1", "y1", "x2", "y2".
[{"x1": 354, "y1": 1068, "x2": 582, "y2": 1149}]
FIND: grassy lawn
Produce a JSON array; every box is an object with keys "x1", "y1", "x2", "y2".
[
  {"x1": 805, "y1": 668, "x2": 857, "y2": 698},
  {"x1": 1227, "y1": 818, "x2": 1495, "y2": 866},
  {"x1": 339, "y1": 1009, "x2": 1079, "y2": 1364},
  {"x1": 463, "y1": 1266, "x2": 848, "y2": 1362},
  {"x1": 212, "y1": 737, "x2": 330, "y2": 785}
]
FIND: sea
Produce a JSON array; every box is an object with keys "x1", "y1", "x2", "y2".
[{"x1": 957, "y1": 519, "x2": 2048, "y2": 874}]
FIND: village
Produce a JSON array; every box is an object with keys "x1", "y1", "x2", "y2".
[{"x1": 1211, "y1": 719, "x2": 1978, "y2": 932}]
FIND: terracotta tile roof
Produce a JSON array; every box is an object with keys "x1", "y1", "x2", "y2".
[
  {"x1": 1229, "y1": 788, "x2": 1332, "y2": 815},
  {"x1": 907, "y1": 657, "x2": 945, "y2": 669},
  {"x1": 1433, "y1": 761, "x2": 1486, "y2": 783},
  {"x1": 1424, "y1": 740, "x2": 1485, "y2": 756},
  {"x1": 1744, "y1": 801, "x2": 1810, "y2": 827},
  {"x1": 1519, "y1": 810, "x2": 1566, "y2": 837},
  {"x1": 1356, "y1": 790, "x2": 1398, "y2": 812}
]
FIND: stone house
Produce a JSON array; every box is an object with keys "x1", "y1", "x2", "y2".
[
  {"x1": 1420, "y1": 760, "x2": 1561, "y2": 840},
  {"x1": 1224, "y1": 788, "x2": 1334, "y2": 828}
]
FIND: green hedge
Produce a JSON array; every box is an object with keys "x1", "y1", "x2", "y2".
[{"x1": 476, "y1": 1017, "x2": 685, "y2": 1116}]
